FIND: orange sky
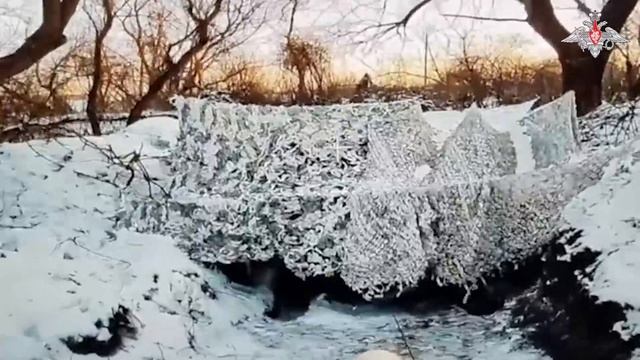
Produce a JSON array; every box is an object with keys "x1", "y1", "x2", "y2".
[
  {"x1": 241, "y1": 0, "x2": 613, "y2": 74},
  {"x1": 0, "y1": 0, "x2": 619, "y2": 76}
]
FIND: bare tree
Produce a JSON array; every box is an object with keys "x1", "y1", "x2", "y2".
[
  {"x1": 121, "y1": 0, "x2": 171, "y2": 100},
  {"x1": 124, "y1": 0, "x2": 265, "y2": 125},
  {"x1": 608, "y1": 7, "x2": 640, "y2": 98},
  {"x1": 281, "y1": 36, "x2": 331, "y2": 103},
  {"x1": 85, "y1": 0, "x2": 124, "y2": 136},
  {"x1": 361, "y1": 0, "x2": 639, "y2": 115},
  {"x1": 212, "y1": 56, "x2": 268, "y2": 101},
  {"x1": 520, "y1": 0, "x2": 638, "y2": 115},
  {"x1": 0, "y1": 0, "x2": 81, "y2": 83},
  {"x1": 280, "y1": 0, "x2": 328, "y2": 103},
  {"x1": 0, "y1": 38, "x2": 81, "y2": 130}
]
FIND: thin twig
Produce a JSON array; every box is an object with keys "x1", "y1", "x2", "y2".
[
  {"x1": 73, "y1": 170, "x2": 121, "y2": 188},
  {"x1": 573, "y1": 0, "x2": 592, "y2": 16},
  {"x1": 156, "y1": 343, "x2": 166, "y2": 360},
  {"x1": 0, "y1": 221, "x2": 41, "y2": 229},
  {"x1": 392, "y1": 315, "x2": 415, "y2": 360},
  {"x1": 26, "y1": 142, "x2": 64, "y2": 171},
  {"x1": 54, "y1": 236, "x2": 131, "y2": 268},
  {"x1": 441, "y1": 13, "x2": 527, "y2": 22},
  {"x1": 26, "y1": 140, "x2": 121, "y2": 187},
  {"x1": 64, "y1": 128, "x2": 170, "y2": 198}
]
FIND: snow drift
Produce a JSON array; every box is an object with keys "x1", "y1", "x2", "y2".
[
  {"x1": 3, "y1": 97, "x2": 640, "y2": 359},
  {"x1": 0, "y1": 116, "x2": 551, "y2": 359}
]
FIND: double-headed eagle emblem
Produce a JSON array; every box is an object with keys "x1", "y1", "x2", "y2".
[{"x1": 562, "y1": 10, "x2": 628, "y2": 58}]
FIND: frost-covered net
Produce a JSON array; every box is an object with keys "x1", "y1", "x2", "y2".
[
  {"x1": 427, "y1": 105, "x2": 517, "y2": 184},
  {"x1": 518, "y1": 92, "x2": 580, "y2": 169},
  {"x1": 342, "y1": 152, "x2": 618, "y2": 297},
  {"x1": 121, "y1": 94, "x2": 624, "y2": 299}
]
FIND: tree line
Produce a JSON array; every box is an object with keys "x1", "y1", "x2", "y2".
[{"x1": 1, "y1": 0, "x2": 640, "y2": 136}]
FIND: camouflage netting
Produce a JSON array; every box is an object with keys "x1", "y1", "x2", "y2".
[
  {"x1": 518, "y1": 92, "x2": 580, "y2": 169},
  {"x1": 119, "y1": 93, "x2": 627, "y2": 300},
  {"x1": 428, "y1": 106, "x2": 517, "y2": 184}
]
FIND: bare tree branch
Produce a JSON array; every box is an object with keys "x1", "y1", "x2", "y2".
[
  {"x1": 350, "y1": 0, "x2": 435, "y2": 40},
  {"x1": 573, "y1": 0, "x2": 592, "y2": 16},
  {"x1": 393, "y1": 0, "x2": 433, "y2": 29},
  {"x1": 285, "y1": 0, "x2": 299, "y2": 41},
  {"x1": 0, "y1": 0, "x2": 81, "y2": 83},
  {"x1": 517, "y1": 0, "x2": 637, "y2": 57},
  {"x1": 85, "y1": 0, "x2": 123, "y2": 136},
  {"x1": 515, "y1": 0, "x2": 569, "y2": 56},
  {"x1": 601, "y1": 0, "x2": 639, "y2": 34},
  {"x1": 441, "y1": 13, "x2": 526, "y2": 22},
  {"x1": 126, "y1": 0, "x2": 265, "y2": 125}
]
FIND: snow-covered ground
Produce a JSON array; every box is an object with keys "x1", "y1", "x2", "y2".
[
  {"x1": 0, "y1": 114, "x2": 548, "y2": 360},
  {"x1": 564, "y1": 138, "x2": 640, "y2": 339},
  {"x1": 0, "y1": 99, "x2": 639, "y2": 359}
]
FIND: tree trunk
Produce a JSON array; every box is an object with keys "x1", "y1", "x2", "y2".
[
  {"x1": 0, "y1": 32, "x2": 65, "y2": 84},
  {"x1": 630, "y1": 79, "x2": 640, "y2": 99},
  {"x1": 125, "y1": 0, "x2": 223, "y2": 127},
  {"x1": 86, "y1": 0, "x2": 116, "y2": 136},
  {"x1": 296, "y1": 69, "x2": 308, "y2": 104},
  {"x1": 517, "y1": 0, "x2": 638, "y2": 116},
  {"x1": 560, "y1": 54, "x2": 606, "y2": 116},
  {"x1": 86, "y1": 90, "x2": 102, "y2": 136},
  {"x1": 127, "y1": 69, "x2": 176, "y2": 125},
  {"x1": 127, "y1": 44, "x2": 206, "y2": 125},
  {"x1": 127, "y1": 92, "x2": 153, "y2": 125},
  {"x1": 628, "y1": 59, "x2": 640, "y2": 98}
]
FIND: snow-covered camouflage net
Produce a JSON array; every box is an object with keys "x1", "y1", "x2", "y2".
[
  {"x1": 518, "y1": 92, "x2": 580, "y2": 169},
  {"x1": 342, "y1": 152, "x2": 618, "y2": 296},
  {"x1": 427, "y1": 107, "x2": 517, "y2": 184},
  {"x1": 120, "y1": 93, "x2": 628, "y2": 299}
]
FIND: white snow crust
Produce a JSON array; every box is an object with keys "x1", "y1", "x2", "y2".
[
  {"x1": 0, "y1": 115, "x2": 551, "y2": 360},
  {"x1": 564, "y1": 138, "x2": 640, "y2": 339},
  {"x1": 3, "y1": 95, "x2": 640, "y2": 358}
]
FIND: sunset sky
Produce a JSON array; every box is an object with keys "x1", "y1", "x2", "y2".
[
  {"x1": 278, "y1": 0, "x2": 611, "y2": 73},
  {"x1": 0, "y1": 0, "x2": 616, "y2": 76}
]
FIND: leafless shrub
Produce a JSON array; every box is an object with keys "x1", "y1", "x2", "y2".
[
  {"x1": 281, "y1": 35, "x2": 331, "y2": 104},
  {"x1": 122, "y1": 0, "x2": 268, "y2": 125}
]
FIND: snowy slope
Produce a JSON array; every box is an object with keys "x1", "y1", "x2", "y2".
[
  {"x1": 0, "y1": 116, "x2": 550, "y2": 360},
  {"x1": 0, "y1": 117, "x2": 266, "y2": 360},
  {"x1": 1, "y1": 101, "x2": 639, "y2": 359},
  {"x1": 563, "y1": 139, "x2": 640, "y2": 339}
]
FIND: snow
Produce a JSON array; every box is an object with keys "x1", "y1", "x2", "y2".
[
  {"x1": 355, "y1": 350, "x2": 402, "y2": 360},
  {"x1": 1, "y1": 97, "x2": 640, "y2": 359},
  {"x1": 0, "y1": 117, "x2": 231, "y2": 359},
  {"x1": 0, "y1": 119, "x2": 220, "y2": 359},
  {"x1": 0, "y1": 115, "x2": 549, "y2": 359},
  {"x1": 563, "y1": 138, "x2": 640, "y2": 338}
]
